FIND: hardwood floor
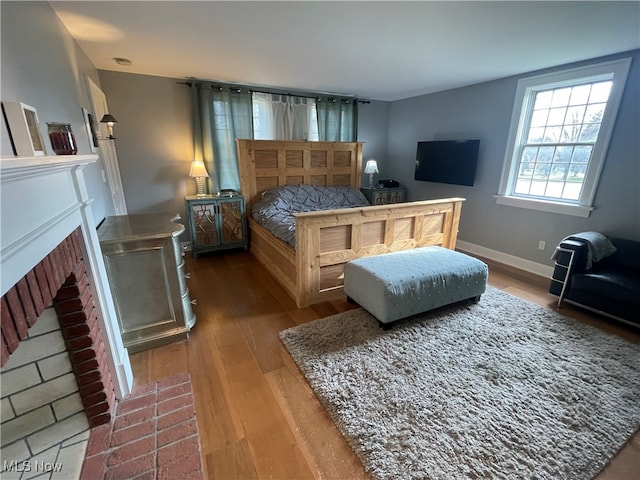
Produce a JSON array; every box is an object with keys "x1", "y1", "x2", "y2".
[{"x1": 129, "y1": 250, "x2": 640, "y2": 480}]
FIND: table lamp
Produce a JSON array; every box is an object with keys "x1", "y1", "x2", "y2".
[
  {"x1": 189, "y1": 161, "x2": 210, "y2": 197},
  {"x1": 364, "y1": 159, "x2": 379, "y2": 189}
]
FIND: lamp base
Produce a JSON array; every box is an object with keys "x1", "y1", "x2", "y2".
[
  {"x1": 195, "y1": 177, "x2": 208, "y2": 196},
  {"x1": 368, "y1": 173, "x2": 375, "y2": 190}
]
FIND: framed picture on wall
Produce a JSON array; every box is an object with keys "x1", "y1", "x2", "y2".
[
  {"x1": 2, "y1": 101, "x2": 47, "y2": 156},
  {"x1": 82, "y1": 107, "x2": 99, "y2": 152}
]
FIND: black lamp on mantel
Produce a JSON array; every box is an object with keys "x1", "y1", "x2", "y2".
[{"x1": 100, "y1": 113, "x2": 118, "y2": 139}]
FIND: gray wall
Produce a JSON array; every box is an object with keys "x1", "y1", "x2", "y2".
[
  {"x1": 1, "y1": 1, "x2": 115, "y2": 225},
  {"x1": 385, "y1": 50, "x2": 640, "y2": 267},
  {"x1": 357, "y1": 100, "x2": 390, "y2": 185},
  {"x1": 98, "y1": 71, "x2": 193, "y2": 224}
]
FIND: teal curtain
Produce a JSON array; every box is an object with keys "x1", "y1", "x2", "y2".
[
  {"x1": 192, "y1": 82, "x2": 253, "y2": 193},
  {"x1": 316, "y1": 98, "x2": 357, "y2": 141}
]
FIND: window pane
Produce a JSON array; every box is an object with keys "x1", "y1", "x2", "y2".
[
  {"x1": 554, "y1": 146, "x2": 572, "y2": 163},
  {"x1": 522, "y1": 146, "x2": 538, "y2": 163},
  {"x1": 571, "y1": 145, "x2": 592, "y2": 163},
  {"x1": 579, "y1": 123, "x2": 601, "y2": 142},
  {"x1": 534, "y1": 90, "x2": 553, "y2": 109},
  {"x1": 550, "y1": 87, "x2": 571, "y2": 107},
  {"x1": 514, "y1": 178, "x2": 532, "y2": 195},
  {"x1": 543, "y1": 126, "x2": 562, "y2": 142},
  {"x1": 589, "y1": 81, "x2": 612, "y2": 103},
  {"x1": 568, "y1": 84, "x2": 591, "y2": 105},
  {"x1": 527, "y1": 127, "x2": 545, "y2": 143},
  {"x1": 561, "y1": 125, "x2": 581, "y2": 143},
  {"x1": 518, "y1": 165, "x2": 533, "y2": 178},
  {"x1": 547, "y1": 107, "x2": 566, "y2": 126},
  {"x1": 569, "y1": 162, "x2": 587, "y2": 177},
  {"x1": 530, "y1": 109, "x2": 548, "y2": 127},
  {"x1": 565, "y1": 105, "x2": 586, "y2": 124},
  {"x1": 534, "y1": 164, "x2": 550, "y2": 178},
  {"x1": 537, "y1": 146, "x2": 554, "y2": 163},
  {"x1": 584, "y1": 103, "x2": 606, "y2": 123},
  {"x1": 551, "y1": 163, "x2": 569, "y2": 180},
  {"x1": 518, "y1": 147, "x2": 537, "y2": 177},
  {"x1": 562, "y1": 182, "x2": 582, "y2": 200},
  {"x1": 544, "y1": 180, "x2": 564, "y2": 198},
  {"x1": 530, "y1": 180, "x2": 547, "y2": 195}
]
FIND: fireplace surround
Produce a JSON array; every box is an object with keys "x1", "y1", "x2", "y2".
[{"x1": 1, "y1": 154, "x2": 133, "y2": 451}]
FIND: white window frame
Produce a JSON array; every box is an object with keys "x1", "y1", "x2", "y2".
[{"x1": 496, "y1": 58, "x2": 631, "y2": 217}]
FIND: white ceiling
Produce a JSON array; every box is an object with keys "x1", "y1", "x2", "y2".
[{"x1": 51, "y1": 1, "x2": 640, "y2": 101}]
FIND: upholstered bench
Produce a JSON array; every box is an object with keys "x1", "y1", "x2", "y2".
[{"x1": 343, "y1": 246, "x2": 488, "y2": 329}]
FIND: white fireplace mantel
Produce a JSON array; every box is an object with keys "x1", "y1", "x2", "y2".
[{"x1": 1, "y1": 154, "x2": 133, "y2": 398}]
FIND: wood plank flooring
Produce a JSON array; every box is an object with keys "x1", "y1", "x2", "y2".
[{"x1": 129, "y1": 250, "x2": 639, "y2": 479}]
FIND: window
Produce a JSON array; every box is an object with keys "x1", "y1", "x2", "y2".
[{"x1": 497, "y1": 58, "x2": 630, "y2": 217}]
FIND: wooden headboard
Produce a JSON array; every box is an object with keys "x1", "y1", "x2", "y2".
[{"x1": 236, "y1": 139, "x2": 363, "y2": 208}]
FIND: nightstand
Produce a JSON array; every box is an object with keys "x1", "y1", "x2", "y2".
[
  {"x1": 185, "y1": 194, "x2": 248, "y2": 256},
  {"x1": 360, "y1": 186, "x2": 406, "y2": 205}
]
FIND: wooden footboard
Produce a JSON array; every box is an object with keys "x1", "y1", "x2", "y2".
[
  {"x1": 248, "y1": 197, "x2": 464, "y2": 307},
  {"x1": 294, "y1": 198, "x2": 464, "y2": 306}
]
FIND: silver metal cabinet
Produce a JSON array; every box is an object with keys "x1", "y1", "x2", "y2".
[{"x1": 97, "y1": 214, "x2": 196, "y2": 353}]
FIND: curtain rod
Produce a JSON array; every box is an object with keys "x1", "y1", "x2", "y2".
[{"x1": 176, "y1": 80, "x2": 370, "y2": 104}]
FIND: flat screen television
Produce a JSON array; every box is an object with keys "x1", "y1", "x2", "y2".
[{"x1": 414, "y1": 139, "x2": 480, "y2": 186}]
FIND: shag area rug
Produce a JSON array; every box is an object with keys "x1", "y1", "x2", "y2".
[{"x1": 280, "y1": 287, "x2": 640, "y2": 480}]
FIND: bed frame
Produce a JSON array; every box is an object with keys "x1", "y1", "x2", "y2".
[{"x1": 237, "y1": 139, "x2": 464, "y2": 307}]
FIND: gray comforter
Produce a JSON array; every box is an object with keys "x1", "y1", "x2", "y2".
[{"x1": 252, "y1": 184, "x2": 370, "y2": 247}]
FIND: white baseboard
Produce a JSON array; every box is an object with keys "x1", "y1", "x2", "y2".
[{"x1": 456, "y1": 240, "x2": 554, "y2": 279}]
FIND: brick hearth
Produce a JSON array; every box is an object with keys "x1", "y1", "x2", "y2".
[{"x1": 81, "y1": 372, "x2": 204, "y2": 479}]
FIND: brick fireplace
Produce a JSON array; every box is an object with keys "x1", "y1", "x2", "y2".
[
  {"x1": 1, "y1": 154, "x2": 134, "y2": 474},
  {"x1": 1, "y1": 228, "x2": 116, "y2": 425}
]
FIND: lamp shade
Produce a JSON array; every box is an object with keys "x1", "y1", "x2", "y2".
[
  {"x1": 189, "y1": 161, "x2": 210, "y2": 178},
  {"x1": 364, "y1": 159, "x2": 379, "y2": 174},
  {"x1": 99, "y1": 114, "x2": 118, "y2": 124}
]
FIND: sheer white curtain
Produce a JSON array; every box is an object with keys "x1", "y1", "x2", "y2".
[{"x1": 252, "y1": 92, "x2": 318, "y2": 141}]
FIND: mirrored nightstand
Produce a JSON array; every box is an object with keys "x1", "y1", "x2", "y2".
[{"x1": 185, "y1": 194, "x2": 248, "y2": 256}]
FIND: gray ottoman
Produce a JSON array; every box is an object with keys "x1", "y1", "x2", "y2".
[{"x1": 343, "y1": 246, "x2": 488, "y2": 328}]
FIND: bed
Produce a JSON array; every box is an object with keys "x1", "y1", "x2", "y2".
[{"x1": 236, "y1": 139, "x2": 465, "y2": 307}]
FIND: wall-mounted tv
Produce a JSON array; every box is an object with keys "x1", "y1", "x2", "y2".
[{"x1": 414, "y1": 139, "x2": 480, "y2": 186}]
